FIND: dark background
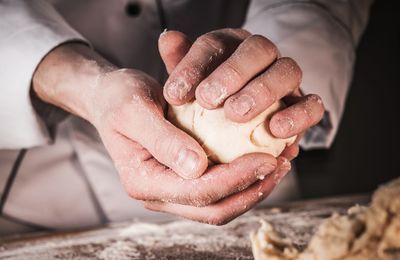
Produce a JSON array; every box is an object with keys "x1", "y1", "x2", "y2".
[{"x1": 297, "y1": 0, "x2": 400, "y2": 198}]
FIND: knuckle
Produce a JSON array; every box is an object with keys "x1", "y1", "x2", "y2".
[
  {"x1": 224, "y1": 60, "x2": 245, "y2": 81},
  {"x1": 153, "y1": 132, "x2": 181, "y2": 159},
  {"x1": 119, "y1": 169, "x2": 148, "y2": 201},
  {"x1": 248, "y1": 35, "x2": 278, "y2": 58},
  {"x1": 196, "y1": 33, "x2": 226, "y2": 53},
  {"x1": 277, "y1": 57, "x2": 303, "y2": 84},
  {"x1": 206, "y1": 213, "x2": 229, "y2": 226},
  {"x1": 307, "y1": 94, "x2": 323, "y2": 105},
  {"x1": 257, "y1": 79, "x2": 276, "y2": 104},
  {"x1": 116, "y1": 98, "x2": 160, "y2": 129},
  {"x1": 306, "y1": 94, "x2": 325, "y2": 119},
  {"x1": 153, "y1": 135, "x2": 172, "y2": 153},
  {"x1": 126, "y1": 185, "x2": 146, "y2": 201},
  {"x1": 142, "y1": 202, "x2": 154, "y2": 210},
  {"x1": 223, "y1": 28, "x2": 251, "y2": 39},
  {"x1": 189, "y1": 189, "x2": 215, "y2": 207}
]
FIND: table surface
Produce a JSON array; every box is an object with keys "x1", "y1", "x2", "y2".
[{"x1": 0, "y1": 195, "x2": 369, "y2": 260}]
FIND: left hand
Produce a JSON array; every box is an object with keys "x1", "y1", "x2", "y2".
[{"x1": 160, "y1": 29, "x2": 325, "y2": 161}]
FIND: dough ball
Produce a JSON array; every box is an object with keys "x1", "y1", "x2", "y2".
[{"x1": 167, "y1": 100, "x2": 296, "y2": 163}]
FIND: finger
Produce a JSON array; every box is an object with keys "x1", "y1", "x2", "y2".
[
  {"x1": 116, "y1": 76, "x2": 208, "y2": 179},
  {"x1": 163, "y1": 28, "x2": 251, "y2": 105},
  {"x1": 224, "y1": 57, "x2": 302, "y2": 123},
  {"x1": 270, "y1": 94, "x2": 325, "y2": 138},
  {"x1": 280, "y1": 136, "x2": 302, "y2": 161},
  {"x1": 278, "y1": 89, "x2": 304, "y2": 158},
  {"x1": 123, "y1": 109, "x2": 207, "y2": 179},
  {"x1": 158, "y1": 30, "x2": 192, "y2": 74},
  {"x1": 127, "y1": 153, "x2": 276, "y2": 206},
  {"x1": 195, "y1": 35, "x2": 279, "y2": 109},
  {"x1": 143, "y1": 157, "x2": 290, "y2": 225},
  {"x1": 100, "y1": 128, "x2": 153, "y2": 171}
]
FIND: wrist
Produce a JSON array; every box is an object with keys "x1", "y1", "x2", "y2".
[{"x1": 32, "y1": 43, "x2": 117, "y2": 122}]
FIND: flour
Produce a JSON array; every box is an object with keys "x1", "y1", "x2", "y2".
[
  {"x1": 0, "y1": 196, "x2": 366, "y2": 259},
  {"x1": 251, "y1": 178, "x2": 400, "y2": 260}
]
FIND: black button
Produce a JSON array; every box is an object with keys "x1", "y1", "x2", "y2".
[{"x1": 125, "y1": 2, "x2": 141, "y2": 17}]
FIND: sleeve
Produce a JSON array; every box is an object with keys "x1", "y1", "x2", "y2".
[
  {"x1": 243, "y1": 0, "x2": 374, "y2": 149},
  {"x1": 0, "y1": 0, "x2": 88, "y2": 149}
]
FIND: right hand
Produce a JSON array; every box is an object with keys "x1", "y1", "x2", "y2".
[
  {"x1": 89, "y1": 68, "x2": 288, "y2": 225},
  {"x1": 32, "y1": 43, "x2": 287, "y2": 225},
  {"x1": 160, "y1": 29, "x2": 325, "y2": 162}
]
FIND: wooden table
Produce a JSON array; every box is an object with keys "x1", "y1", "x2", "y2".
[{"x1": 0, "y1": 195, "x2": 369, "y2": 260}]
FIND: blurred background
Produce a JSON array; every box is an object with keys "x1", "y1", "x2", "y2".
[{"x1": 296, "y1": 0, "x2": 400, "y2": 198}]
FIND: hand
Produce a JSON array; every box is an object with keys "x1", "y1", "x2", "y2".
[
  {"x1": 94, "y1": 69, "x2": 284, "y2": 225},
  {"x1": 32, "y1": 44, "x2": 208, "y2": 179},
  {"x1": 32, "y1": 43, "x2": 288, "y2": 224},
  {"x1": 160, "y1": 29, "x2": 325, "y2": 160},
  {"x1": 143, "y1": 157, "x2": 290, "y2": 225}
]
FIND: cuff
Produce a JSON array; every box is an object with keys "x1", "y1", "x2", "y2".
[{"x1": 0, "y1": 1, "x2": 89, "y2": 149}]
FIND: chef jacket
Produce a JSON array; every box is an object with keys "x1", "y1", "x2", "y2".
[{"x1": 0, "y1": 0, "x2": 373, "y2": 231}]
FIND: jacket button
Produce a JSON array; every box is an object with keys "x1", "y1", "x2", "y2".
[{"x1": 125, "y1": 2, "x2": 141, "y2": 17}]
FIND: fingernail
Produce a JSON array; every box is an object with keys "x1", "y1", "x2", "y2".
[
  {"x1": 159, "y1": 28, "x2": 168, "y2": 39},
  {"x1": 230, "y1": 94, "x2": 255, "y2": 116},
  {"x1": 161, "y1": 28, "x2": 168, "y2": 35},
  {"x1": 201, "y1": 83, "x2": 227, "y2": 106},
  {"x1": 177, "y1": 148, "x2": 199, "y2": 177},
  {"x1": 166, "y1": 78, "x2": 190, "y2": 100},
  {"x1": 274, "y1": 117, "x2": 295, "y2": 136}
]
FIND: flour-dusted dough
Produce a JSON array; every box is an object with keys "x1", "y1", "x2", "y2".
[
  {"x1": 167, "y1": 101, "x2": 296, "y2": 163},
  {"x1": 250, "y1": 177, "x2": 400, "y2": 260}
]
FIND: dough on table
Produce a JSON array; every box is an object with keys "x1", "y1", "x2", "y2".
[
  {"x1": 250, "y1": 177, "x2": 400, "y2": 260},
  {"x1": 167, "y1": 101, "x2": 296, "y2": 163}
]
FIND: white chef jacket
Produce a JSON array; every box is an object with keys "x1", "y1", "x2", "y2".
[{"x1": 0, "y1": 0, "x2": 373, "y2": 231}]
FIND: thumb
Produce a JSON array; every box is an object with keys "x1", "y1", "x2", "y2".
[
  {"x1": 159, "y1": 30, "x2": 192, "y2": 74},
  {"x1": 119, "y1": 93, "x2": 208, "y2": 179}
]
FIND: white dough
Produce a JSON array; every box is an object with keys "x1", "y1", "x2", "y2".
[
  {"x1": 167, "y1": 101, "x2": 296, "y2": 163},
  {"x1": 250, "y1": 177, "x2": 400, "y2": 260}
]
